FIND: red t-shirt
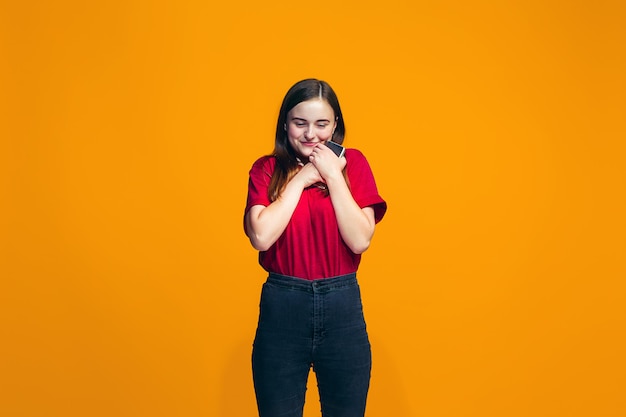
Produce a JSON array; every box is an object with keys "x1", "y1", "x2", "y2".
[{"x1": 244, "y1": 148, "x2": 387, "y2": 280}]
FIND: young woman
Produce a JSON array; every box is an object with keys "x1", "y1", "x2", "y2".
[{"x1": 244, "y1": 78, "x2": 387, "y2": 417}]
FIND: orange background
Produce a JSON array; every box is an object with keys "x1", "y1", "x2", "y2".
[{"x1": 2, "y1": 1, "x2": 625, "y2": 416}]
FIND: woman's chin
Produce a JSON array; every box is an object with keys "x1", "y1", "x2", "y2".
[{"x1": 296, "y1": 149, "x2": 314, "y2": 160}]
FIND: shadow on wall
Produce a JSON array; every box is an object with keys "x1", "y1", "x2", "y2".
[
  {"x1": 368, "y1": 335, "x2": 413, "y2": 416},
  {"x1": 219, "y1": 338, "x2": 258, "y2": 416}
]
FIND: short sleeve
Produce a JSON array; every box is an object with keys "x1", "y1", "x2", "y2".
[
  {"x1": 245, "y1": 156, "x2": 275, "y2": 214},
  {"x1": 345, "y1": 149, "x2": 387, "y2": 223}
]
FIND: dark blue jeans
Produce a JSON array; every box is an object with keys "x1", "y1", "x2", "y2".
[{"x1": 252, "y1": 272, "x2": 371, "y2": 417}]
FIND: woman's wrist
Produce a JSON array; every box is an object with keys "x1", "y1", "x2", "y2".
[
  {"x1": 324, "y1": 172, "x2": 346, "y2": 188},
  {"x1": 286, "y1": 174, "x2": 307, "y2": 194}
]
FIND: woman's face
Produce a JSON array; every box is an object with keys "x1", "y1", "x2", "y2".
[{"x1": 286, "y1": 99, "x2": 337, "y2": 160}]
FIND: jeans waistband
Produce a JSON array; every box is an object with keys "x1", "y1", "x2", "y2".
[{"x1": 267, "y1": 272, "x2": 358, "y2": 293}]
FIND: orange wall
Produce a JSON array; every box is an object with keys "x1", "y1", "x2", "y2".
[{"x1": 2, "y1": 1, "x2": 625, "y2": 416}]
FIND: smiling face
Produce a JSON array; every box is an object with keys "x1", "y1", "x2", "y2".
[{"x1": 286, "y1": 99, "x2": 337, "y2": 160}]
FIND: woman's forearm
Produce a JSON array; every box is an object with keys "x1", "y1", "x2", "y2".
[
  {"x1": 325, "y1": 175, "x2": 376, "y2": 254},
  {"x1": 245, "y1": 179, "x2": 305, "y2": 251}
]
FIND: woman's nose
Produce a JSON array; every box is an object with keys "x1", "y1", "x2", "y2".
[{"x1": 304, "y1": 125, "x2": 315, "y2": 140}]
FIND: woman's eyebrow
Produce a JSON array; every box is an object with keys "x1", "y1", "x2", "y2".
[{"x1": 290, "y1": 117, "x2": 331, "y2": 123}]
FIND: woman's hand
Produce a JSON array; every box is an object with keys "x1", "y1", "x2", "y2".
[
  {"x1": 293, "y1": 162, "x2": 324, "y2": 189},
  {"x1": 309, "y1": 143, "x2": 347, "y2": 182}
]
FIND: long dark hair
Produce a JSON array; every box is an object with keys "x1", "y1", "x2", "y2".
[{"x1": 268, "y1": 79, "x2": 347, "y2": 201}]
